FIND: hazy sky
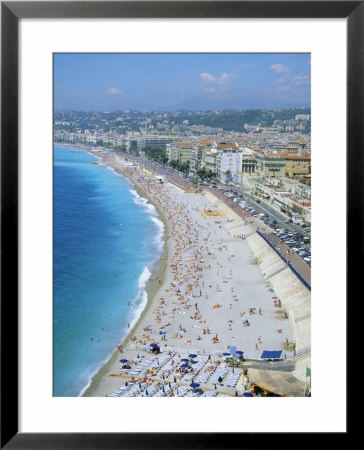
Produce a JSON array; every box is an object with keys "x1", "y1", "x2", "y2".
[{"x1": 54, "y1": 53, "x2": 311, "y2": 111}]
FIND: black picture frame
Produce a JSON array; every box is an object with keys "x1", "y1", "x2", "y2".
[{"x1": 1, "y1": 1, "x2": 358, "y2": 448}]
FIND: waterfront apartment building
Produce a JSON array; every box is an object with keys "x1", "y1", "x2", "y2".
[
  {"x1": 167, "y1": 142, "x2": 195, "y2": 164},
  {"x1": 283, "y1": 153, "x2": 311, "y2": 178},
  {"x1": 213, "y1": 142, "x2": 243, "y2": 183},
  {"x1": 138, "y1": 134, "x2": 177, "y2": 150},
  {"x1": 204, "y1": 149, "x2": 219, "y2": 176},
  {"x1": 255, "y1": 154, "x2": 285, "y2": 178}
]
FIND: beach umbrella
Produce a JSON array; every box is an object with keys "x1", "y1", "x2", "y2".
[
  {"x1": 223, "y1": 352, "x2": 231, "y2": 356},
  {"x1": 181, "y1": 358, "x2": 189, "y2": 362},
  {"x1": 243, "y1": 392, "x2": 254, "y2": 397},
  {"x1": 124, "y1": 365, "x2": 131, "y2": 369},
  {"x1": 150, "y1": 343, "x2": 158, "y2": 347},
  {"x1": 235, "y1": 351, "x2": 244, "y2": 355},
  {"x1": 188, "y1": 354, "x2": 197, "y2": 358},
  {"x1": 119, "y1": 359, "x2": 128, "y2": 363},
  {"x1": 190, "y1": 383, "x2": 200, "y2": 388}
]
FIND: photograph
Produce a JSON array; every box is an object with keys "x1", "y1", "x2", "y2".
[{"x1": 53, "y1": 52, "x2": 311, "y2": 398}]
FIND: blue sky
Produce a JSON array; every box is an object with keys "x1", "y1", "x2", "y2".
[{"x1": 54, "y1": 53, "x2": 310, "y2": 111}]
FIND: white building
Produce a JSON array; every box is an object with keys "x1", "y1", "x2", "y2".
[{"x1": 213, "y1": 142, "x2": 243, "y2": 183}]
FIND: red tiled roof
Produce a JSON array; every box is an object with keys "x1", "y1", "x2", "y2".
[
  {"x1": 282, "y1": 153, "x2": 311, "y2": 160},
  {"x1": 216, "y1": 142, "x2": 238, "y2": 149}
]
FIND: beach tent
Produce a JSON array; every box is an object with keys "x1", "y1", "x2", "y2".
[
  {"x1": 260, "y1": 350, "x2": 283, "y2": 361},
  {"x1": 229, "y1": 345, "x2": 237, "y2": 356}
]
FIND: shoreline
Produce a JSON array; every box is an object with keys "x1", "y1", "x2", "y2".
[{"x1": 82, "y1": 149, "x2": 171, "y2": 397}]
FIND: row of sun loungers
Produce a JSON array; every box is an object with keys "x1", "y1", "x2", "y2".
[
  {"x1": 123, "y1": 382, "x2": 148, "y2": 397},
  {"x1": 157, "y1": 357, "x2": 181, "y2": 379},
  {"x1": 108, "y1": 383, "x2": 134, "y2": 397},
  {"x1": 152, "y1": 383, "x2": 177, "y2": 397},
  {"x1": 147, "y1": 353, "x2": 173, "y2": 374},
  {"x1": 182, "y1": 356, "x2": 209, "y2": 381},
  {"x1": 225, "y1": 369, "x2": 242, "y2": 387},
  {"x1": 201, "y1": 390, "x2": 218, "y2": 397},
  {"x1": 197, "y1": 363, "x2": 217, "y2": 383},
  {"x1": 209, "y1": 366, "x2": 228, "y2": 385}
]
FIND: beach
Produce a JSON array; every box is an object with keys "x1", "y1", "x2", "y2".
[{"x1": 76, "y1": 147, "x2": 298, "y2": 397}]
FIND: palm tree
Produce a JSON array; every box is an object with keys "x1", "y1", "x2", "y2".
[{"x1": 225, "y1": 170, "x2": 232, "y2": 183}]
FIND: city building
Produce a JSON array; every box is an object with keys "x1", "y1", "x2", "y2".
[
  {"x1": 213, "y1": 142, "x2": 243, "y2": 183},
  {"x1": 138, "y1": 134, "x2": 177, "y2": 150},
  {"x1": 255, "y1": 154, "x2": 285, "y2": 178},
  {"x1": 283, "y1": 153, "x2": 311, "y2": 178},
  {"x1": 167, "y1": 142, "x2": 195, "y2": 164}
]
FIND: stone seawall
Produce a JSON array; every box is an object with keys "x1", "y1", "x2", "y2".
[{"x1": 245, "y1": 233, "x2": 311, "y2": 352}]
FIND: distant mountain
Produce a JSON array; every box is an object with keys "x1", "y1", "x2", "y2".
[{"x1": 157, "y1": 96, "x2": 310, "y2": 112}]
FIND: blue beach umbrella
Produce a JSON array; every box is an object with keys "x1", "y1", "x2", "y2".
[
  {"x1": 190, "y1": 382, "x2": 200, "y2": 388},
  {"x1": 223, "y1": 352, "x2": 231, "y2": 356},
  {"x1": 181, "y1": 358, "x2": 189, "y2": 362},
  {"x1": 243, "y1": 392, "x2": 254, "y2": 397},
  {"x1": 119, "y1": 359, "x2": 128, "y2": 363},
  {"x1": 189, "y1": 354, "x2": 197, "y2": 358}
]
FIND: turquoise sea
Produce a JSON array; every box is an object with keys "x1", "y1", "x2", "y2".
[{"x1": 53, "y1": 146, "x2": 163, "y2": 396}]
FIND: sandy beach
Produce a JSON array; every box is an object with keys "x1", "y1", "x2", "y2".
[{"x1": 74, "y1": 147, "x2": 297, "y2": 397}]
